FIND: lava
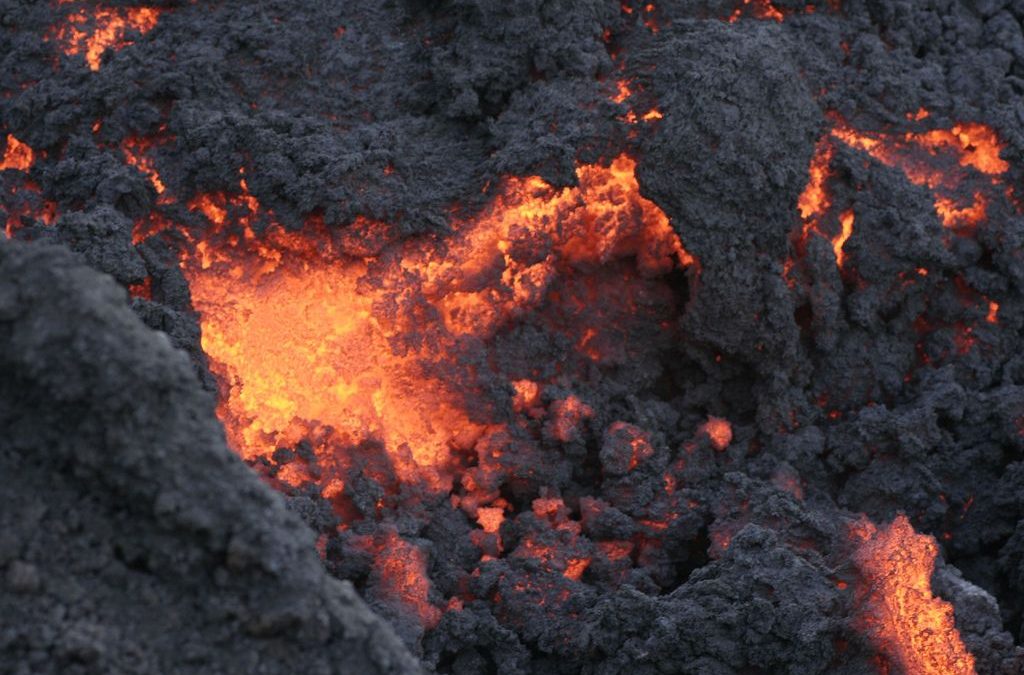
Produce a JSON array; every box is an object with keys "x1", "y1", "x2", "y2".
[
  {"x1": 361, "y1": 530, "x2": 442, "y2": 629},
  {"x1": 833, "y1": 210, "x2": 854, "y2": 269},
  {"x1": 182, "y1": 154, "x2": 694, "y2": 496},
  {"x1": 793, "y1": 139, "x2": 852, "y2": 271},
  {"x1": 701, "y1": 416, "x2": 733, "y2": 451},
  {"x1": 727, "y1": 0, "x2": 841, "y2": 21},
  {"x1": 850, "y1": 515, "x2": 976, "y2": 675},
  {"x1": 727, "y1": 0, "x2": 784, "y2": 23},
  {"x1": 0, "y1": 135, "x2": 34, "y2": 172},
  {"x1": 122, "y1": 136, "x2": 167, "y2": 196},
  {"x1": 790, "y1": 114, "x2": 1012, "y2": 281},
  {"x1": 53, "y1": 3, "x2": 161, "y2": 71},
  {"x1": 831, "y1": 117, "x2": 1010, "y2": 230}
]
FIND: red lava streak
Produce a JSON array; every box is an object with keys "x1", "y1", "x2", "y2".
[
  {"x1": 850, "y1": 515, "x2": 976, "y2": 675},
  {"x1": 728, "y1": 0, "x2": 784, "y2": 22}
]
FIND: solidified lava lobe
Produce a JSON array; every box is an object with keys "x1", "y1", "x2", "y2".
[
  {"x1": 183, "y1": 154, "x2": 694, "y2": 491},
  {"x1": 850, "y1": 515, "x2": 976, "y2": 675}
]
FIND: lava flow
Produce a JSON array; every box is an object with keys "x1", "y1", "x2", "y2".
[
  {"x1": 7, "y1": 1, "x2": 1024, "y2": 671},
  {"x1": 182, "y1": 154, "x2": 694, "y2": 491},
  {"x1": 831, "y1": 115, "x2": 1011, "y2": 231},
  {"x1": 789, "y1": 113, "x2": 1013, "y2": 282},
  {"x1": 51, "y1": 2, "x2": 161, "y2": 71},
  {"x1": 850, "y1": 515, "x2": 976, "y2": 675}
]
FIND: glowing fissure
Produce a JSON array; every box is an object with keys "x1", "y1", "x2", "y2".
[
  {"x1": 790, "y1": 113, "x2": 1012, "y2": 283},
  {"x1": 850, "y1": 515, "x2": 976, "y2": 675},
  {"x1": 830, "y1": 117, "x2": 1010, "y2": 230},
  {"x1": 1, "y1": 135, "x2": 56, "y2": 240}
]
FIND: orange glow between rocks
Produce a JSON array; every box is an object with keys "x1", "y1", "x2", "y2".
[
  {"x1": 831, "y1": 118, "x2": 1010, "y2": 230},
  {"x1": 181, "y1": 154, "x2": 693, "y2": 493},
  {"x1": 850, "y1": 515, "x2": 975, "y2": 675},
  {"x1": 612, "y1": 79, "x2": 632, "y2": 104},
  {"x1": 797, "y1": 140, "x2": 834, "y2": 221},
  {"x1": 0, "y1": 135, "x2": 34, "y2": 172},
  {"x1": 728, "y1": 0, "x2": 784, "y2": 22},
  {"x1": 701, "y1": 416, "x2": 733, "y2": 451},
  {"x1": 122, "y1": 136, "x2": 166, "y2": 195},
  {"x1": 793, "y1": 140, "x2": 855, "y2": 272},
  {"x1": 365, "y1": 531, "x2": 442, "y2": 629},
  {"x1": 790, "y1": 113, "x2": 1013, "y2": 284},
  {"x1": 986, "y1": 301, "x2": 999, "y2": 325},
  {"x1": 610, "y1": 80, "x2": 665, "y2": 126},
  {"x1": 54, "y1": 4, "x2": 161, "y2": 71}
]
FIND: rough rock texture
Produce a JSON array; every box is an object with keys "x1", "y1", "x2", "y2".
[
  {"x1": 3, "y1": 0, "x2": 1024, "y2": 673},
  {"x1": 0, "y1": 240, "x2": 420, "y2": 674}
]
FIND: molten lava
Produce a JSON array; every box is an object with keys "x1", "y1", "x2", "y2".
[
  {"x1": 701, "y1": 416, "x2": 733, "y2": 451},
  {"x1": 181, "y1": 154, "x2": 693, "y2": 495},
  {"x1": 0, "y1": 135, "x2": 34, "y2": 172},
  {"x1": 850, "y1": 514, "x2": 976, "y2": 675},
  {"x1": 727, "y1": 0, "x2": 784, "y2": 23},
  {"x1": 790, "y1": 114, "x2": 1013, "y2": 282},
  {"x1": 122, "y1": 136, "x2": 166, "y2": 195},
  {"x1": 53, "y1": 3, "x2": 161, "y2": 71},
  {"x1": 831, "y1": 117, "x2": 1010, "y2": 230}
]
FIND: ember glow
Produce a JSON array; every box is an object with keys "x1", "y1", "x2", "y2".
[
  {"x1": 831, "y1": 117, "x2": 1010, "y2": 230},
  {"x1": 122, "y1": 136, "x2": 166, "y2": 196},
  {"x1": 182, "y1": 154, "x2": 694, "y2": 493},
  {"x1": 790, "y1": 114, "x2": 1013, "y2": 281},
  {"x1": 701, "y1": 416, "x2": 733, "y2": 451},
  {"x1": 727, "y1": 0, "x2": 784, "y2": 23},
  {"x1": 850, "y1": 515, "x2": 976, "y2": 675},
  {"x1": 53, "y1": 3, "x2": 161, "y2": 71},
  {"x1": 0, "y1": 135, "x2": 34, "y2": 172},
  {"x1": 9, "y1": 1, "x2": 1024, "y2": 670}
]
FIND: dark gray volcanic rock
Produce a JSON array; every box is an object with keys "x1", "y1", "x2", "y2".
[
  {"x1": 4, "y1": 0, "x2": 1024, "y2": 673},
  {"x1": 0, "y1": 240, "x2": 420, "y2": 674}
]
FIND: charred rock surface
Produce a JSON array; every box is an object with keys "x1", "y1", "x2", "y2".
[{"x1": 0, "y1": 240, "x2": 419, "y2": 674}]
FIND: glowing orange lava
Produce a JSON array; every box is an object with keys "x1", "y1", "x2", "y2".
[
  {"x1": 54, "y1": 4, "x2": 161, "y2": 71},
  {"x1": 831, "y1": 118, "x2": 1009, "y2": 230},
  {"x1": 850, "y1": 514, "x2": 976, "y2": 675},
  {"x1": 793, "y1": 139, "x2": 853, "y2": 271},
  {"x1": 363, "y1": 530, "x2": 441, "y2": 629},
  {"x1": 986, "y1": 301, "x2": 999, "y2": 325},
  {"x1": 797, "y1": 140, "x2": 834, "y2": 221},
  {"x1": 182, "y1": 154, "x2": 694, "y2": 491},
  {"x1": 701, "y1": 416, "x2": 732, "y2": 451},
  {"x1": 833, "y1": 210, "x2": 854, "y2": 268},
  {"x1": 0, "y1": 135, "x2": 34, "y2": 172},
  {"x1": 122, "y1": 136, "x2": 166, "y2": 195},
  {"x1": 727, "y1": 0, "x2": 784, "y2": 22},
  {"x1": 790, "y1": 114, "x2": 1012, "y2": 283}
]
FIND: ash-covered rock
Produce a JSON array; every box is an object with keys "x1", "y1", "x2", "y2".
[{"x1": 0, "y1": 240, "x2": 419, "y2": 674}]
